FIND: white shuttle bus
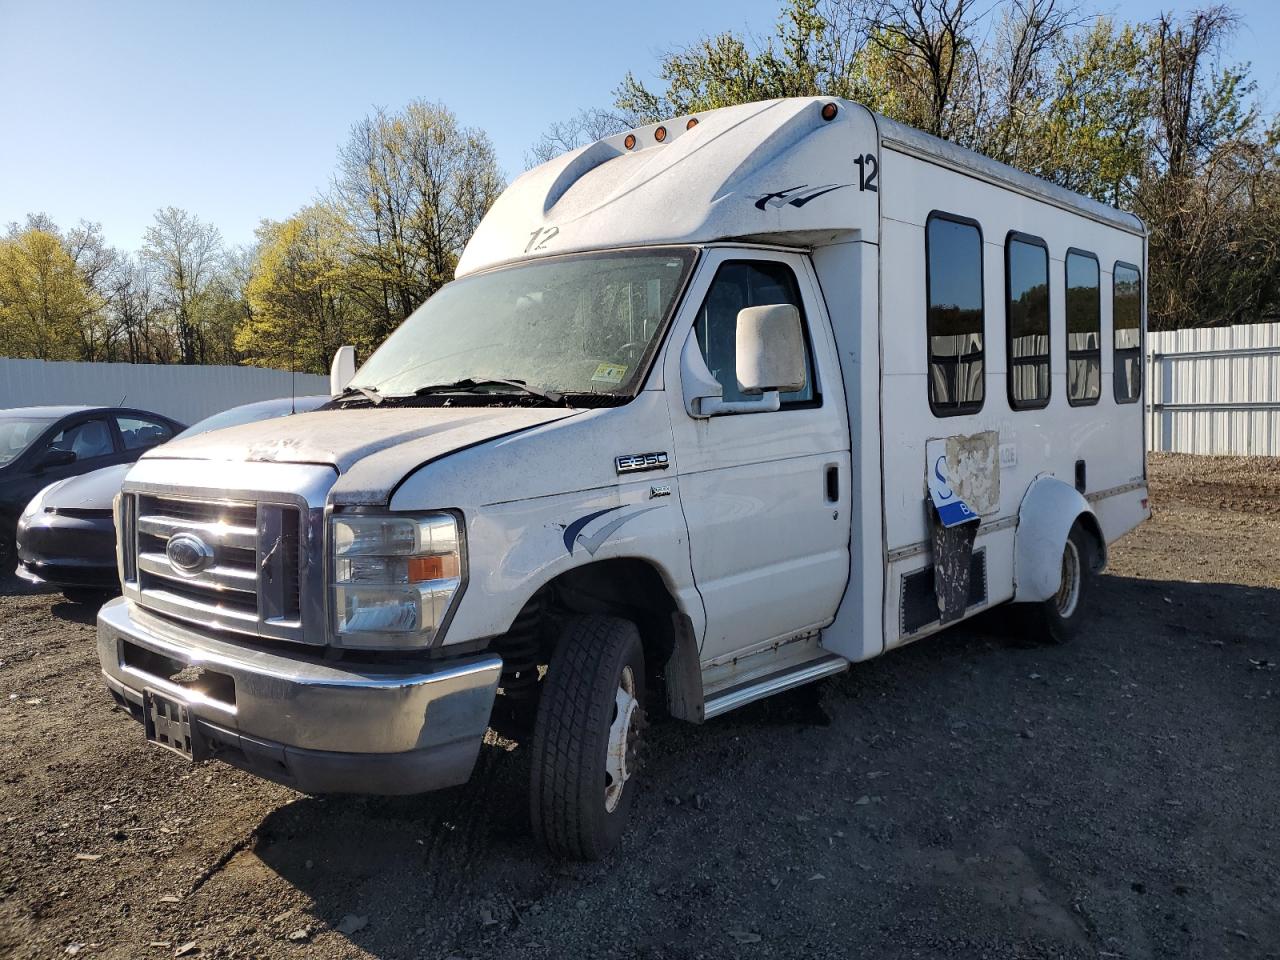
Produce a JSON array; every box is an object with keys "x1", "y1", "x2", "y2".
[{"x1": 98, "y1": 97, "x2": 1149, "y2": 859}]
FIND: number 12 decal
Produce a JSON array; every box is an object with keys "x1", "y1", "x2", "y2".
[
  {"x1": 853, "y1": 153, "x2": 878, "y2": 192},
  {"x1": 525, "y1": 226, "x2": 559, "y2": 252}
]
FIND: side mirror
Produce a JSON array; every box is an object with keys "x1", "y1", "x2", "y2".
[
  {"x1": 330, "y1": 345, "x2": 357, "y2": 395},
  {"x1": 735, "y1": 304, "x2": 806, "y2": 394},
  {"x1": 38, "y1": 449, "x2": 77, "y2": 470}
]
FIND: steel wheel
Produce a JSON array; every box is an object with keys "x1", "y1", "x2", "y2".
[
  {"x1": 1054, "y1": 538, "x2": 1082, "y2": 618},
  {"x1": 604, "y1": 665, "x2": 640, "y2": 813}
]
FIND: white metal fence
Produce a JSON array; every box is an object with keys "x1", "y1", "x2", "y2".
[
  {"x1": 1146, "y1": 322, "x2": 1280, "y2": 456},
  {"x1": 0, "y1": 358, "x2": 330, "y2": 426}
]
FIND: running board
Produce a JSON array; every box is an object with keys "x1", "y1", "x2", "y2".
[{"x1": 702, "y1": 653, "x2": 849, "y2": 720}]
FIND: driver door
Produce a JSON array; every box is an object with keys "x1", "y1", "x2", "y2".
[{"x1": 663, "y1": 249, "x2": 851, "y2": 662}]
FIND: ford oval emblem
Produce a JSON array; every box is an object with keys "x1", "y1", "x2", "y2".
[{"x1": 166, "y1": 532, "x2": 215, "y2": 575}]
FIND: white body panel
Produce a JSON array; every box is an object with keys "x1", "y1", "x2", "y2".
[{"x1": 118, "y1": 97, "x2": 1151, "y2": 725}]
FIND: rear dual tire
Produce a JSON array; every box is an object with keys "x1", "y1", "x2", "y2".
[{"x1": 1024, "y1": 522, "x2": 1097, "y2": 644}]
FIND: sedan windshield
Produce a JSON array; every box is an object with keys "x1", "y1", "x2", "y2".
[
  {"x1": 351, "y1": 248, "x2": 695, "y2": 401},
  {"x1": 0, "y1": 417, "x2": 55, "y2": 467}
]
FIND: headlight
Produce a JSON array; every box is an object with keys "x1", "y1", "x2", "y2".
[
  {"x1": 20, "y1": 482, "x2": 58, "y2": 521},
  {"x1": 330, "y1": 512, "x2": 463, "y2": 649}
]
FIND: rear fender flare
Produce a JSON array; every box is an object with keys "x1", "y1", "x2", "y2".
[{"x1": 1013, "y1": 475, "x2": 1106, "y2": 603}]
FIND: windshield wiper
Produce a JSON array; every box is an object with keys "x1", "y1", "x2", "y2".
[
  {"x1": 334, "y1": 384, "x2": 384, "y2": 406},
  {"x1": 412, "y1": 378, "x2": 563, "y2": 404}
]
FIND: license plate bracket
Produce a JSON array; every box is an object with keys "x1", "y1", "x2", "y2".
[{"x1": 143, "y1": 688, "x2": 206, "y2": 762}]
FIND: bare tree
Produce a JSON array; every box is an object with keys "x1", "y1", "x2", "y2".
[
  {"x1": 982, "y1": 0, "x2": 1086, "y2": 164},
  {"x1": 863, "y1": 0, "x2": 982, "y2": 140},
  {"x1": 333, "y1": 101, "x2": 503, "y2": 341},
  {"x1": 141, "y1": 207, "x2": 223, "y2": 364},
  {"x1": 525, "y1": 108, "x2": 632, "y2": 168}
]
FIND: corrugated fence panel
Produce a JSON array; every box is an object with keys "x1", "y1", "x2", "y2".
[
  {"x1": 0, "y1": 358, "x2": 330, "y2": 426},
  {"x1": 1146, "y1": 322, "x2": 1280, "y2": 455}
]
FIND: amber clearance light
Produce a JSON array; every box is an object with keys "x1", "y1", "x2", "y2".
[
  {"x1": 624, "y1": 133, "x2": 636, "y2": 150},
  {"x1": 654, "y1": 125, "x2": 667, "y2": 142},
  {"x1": 686, "y1": 117, "x2": 699, "y2": 129},
  {"x1": 821, "y1": 102, "x2": 839, "y2": 121}
]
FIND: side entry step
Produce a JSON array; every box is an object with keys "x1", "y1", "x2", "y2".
[{"x1": 702, "y1": 653, "x2": 849, "y2": 720}]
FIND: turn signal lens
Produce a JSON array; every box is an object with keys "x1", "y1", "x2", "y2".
[
  {"x1": 821, "y1": 102, "x2": 839, "y2": 121},
  {"x1": 624, "y1": 133, "x2": 636, "y2": 150},
  {"x1": 654, "y1": 125, "x2": 667, "y2": 142},
  {"x1": 408, "y1": 554, "x2": 461, "y2": 582}
]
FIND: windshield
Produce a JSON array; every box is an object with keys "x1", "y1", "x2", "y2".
[
  {"x1": 351, "y1": 248, "x2": 696, "y2": 400},
  {"x1": 0, "y1": 416, "x2": 55, "y2": 467}
]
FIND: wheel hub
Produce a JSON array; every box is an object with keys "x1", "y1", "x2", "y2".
[{"x1": 1055, "y1": 539, "x2": 1081, "y2": 618}]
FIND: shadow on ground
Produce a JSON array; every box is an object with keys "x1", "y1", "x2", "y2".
[{"x1": 228, "y1": 573, "x2": 1279, "y2": 959}]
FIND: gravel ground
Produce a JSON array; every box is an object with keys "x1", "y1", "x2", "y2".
[{"x1": 1, "y1": 453, "x2": 1278, "y2": 960}]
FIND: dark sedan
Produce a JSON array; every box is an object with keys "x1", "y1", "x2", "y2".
[
  {"x1": 1, "y1": 406, "x2": 184, "y2": 576},
  {"x1": 13, "y1": 396, "x2": 329, "y2": 600}
]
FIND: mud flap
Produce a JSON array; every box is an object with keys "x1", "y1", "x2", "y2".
[
  {"x1": 665, "y1": 612, "x2": 705, "y2": 723},
  {"x1": 927, "y1": 504, "x2": 979, "y2": 624},
  {"x1": 926, "y1": 435, "x2": 995, "y2": 624}
]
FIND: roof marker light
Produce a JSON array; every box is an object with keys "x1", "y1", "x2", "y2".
[
  {"x1": 686, "y1": 117, "x2": 699, "y2": 130},
  {"x1": 654, "y1": 125, "x2": 667, "y2": 142},
  {"x1": 821, "y1": 102, "x2": 839, "y2": 121},
  {"x1": 624, "y1": 133, "x2": 637, "y2": 150}
]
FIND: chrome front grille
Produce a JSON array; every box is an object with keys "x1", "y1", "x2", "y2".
[{"x1": 125, "y1": 492, "x2": 310, "y2": 643}]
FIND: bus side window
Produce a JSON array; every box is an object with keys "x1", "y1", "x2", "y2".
[
  {"x1": 1113, "y1": 263, "x2": 1142, "y2": 403},
  {"x1": 1006, "y1": 233, "x2": 1051, "y2": 409},
  {"x1": 1065, "y1": 250, "x2": 1101, "y2": 406},
  {"x1": 926, "y1": 213, "x2": 985, "y2": 416}
]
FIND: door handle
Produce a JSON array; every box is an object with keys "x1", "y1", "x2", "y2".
[{"x1": 825, "y1": 464, "x2": 839, "y2": 503}]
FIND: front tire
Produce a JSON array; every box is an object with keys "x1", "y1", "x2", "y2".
[
  {"x1": 63, "y1": 588, "x2": 113, "y2": 607},
  {"x1": 0, "y1": 520, "x2": 16, "y2": 576},
  {"x1": 530, "y1": 615, "x2": 645, "y2": 860}
]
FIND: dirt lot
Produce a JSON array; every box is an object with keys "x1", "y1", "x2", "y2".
[{"x1": 1, "y1": 453, "x2": 1278, "y2": 960}]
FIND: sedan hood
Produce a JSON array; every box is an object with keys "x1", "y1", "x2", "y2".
[
  {"x1": 142, "y1": 406, "x2": 580, "y2": 504},
  {"x1": 42, "y1": 463, "x2": 132, "y2": 510}
]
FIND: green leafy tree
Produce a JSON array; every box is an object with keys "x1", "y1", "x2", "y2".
[
  {"x1": 0, "y1": 227, "x2": 99, "y2": 360},
  {"x1": 239, "y1": 205, "x2": 364, "y2": 374}
]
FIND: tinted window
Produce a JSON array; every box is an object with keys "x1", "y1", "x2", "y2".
[
  {"x1": 927, "y1": 215, "x2": 984, "y2": 415},
  {"x1": 117, "y1": 415, "x2": 174, "y2": 450},
  {"x1": 1006, "y1": 236, "x2": 1050, "y2": 408},
  {"x1": 692, "y1": 260, "x2": 817, "y2": 407},
  {"x1": 1065, "y1": 251, "x2": 1101, "y2": 405},
  {"x1": 1113, "y1": 263, "x2": 1142, "y2": 403},
  {"x1": 0, "y1": 417, "x2": 55, "y2": 466},
  {"x1": 48, "y1": 418, "x2": 114, "y2": 460}
]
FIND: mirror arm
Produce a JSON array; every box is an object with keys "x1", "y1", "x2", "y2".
[{"x1": 697, "y1": 391, "x2": 781, "y2": 417}]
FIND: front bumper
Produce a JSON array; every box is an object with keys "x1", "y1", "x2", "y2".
[
  {"x1": 97, "y1": 597, "x2": 502, "y2": 795},
  {"x1": 17, "y1": 513, "x2": 118, "y2": 588}
]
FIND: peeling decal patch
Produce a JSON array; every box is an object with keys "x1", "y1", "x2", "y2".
[
  {"x1": 926, "y1": 438, "x2": 980, "y2": 528},
  {"x1": 944, "y1": 431, "x2": 1000, "y2": 515},
  {"x1": 562, "y1": 505, "x2": 664, "y2": 557}
]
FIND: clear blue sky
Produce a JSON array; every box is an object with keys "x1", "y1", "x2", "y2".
[{"x1": 1, "y1": 0, "x2": 1276, "y2": 253}]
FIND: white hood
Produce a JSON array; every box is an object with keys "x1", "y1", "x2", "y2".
[{"x1": 144, "y1": 406, "x2": 579, "y2": 504}]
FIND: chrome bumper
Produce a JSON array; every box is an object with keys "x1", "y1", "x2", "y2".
[{"x1": 97, "y1": 597, "x2": 502, "y2": 794}]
